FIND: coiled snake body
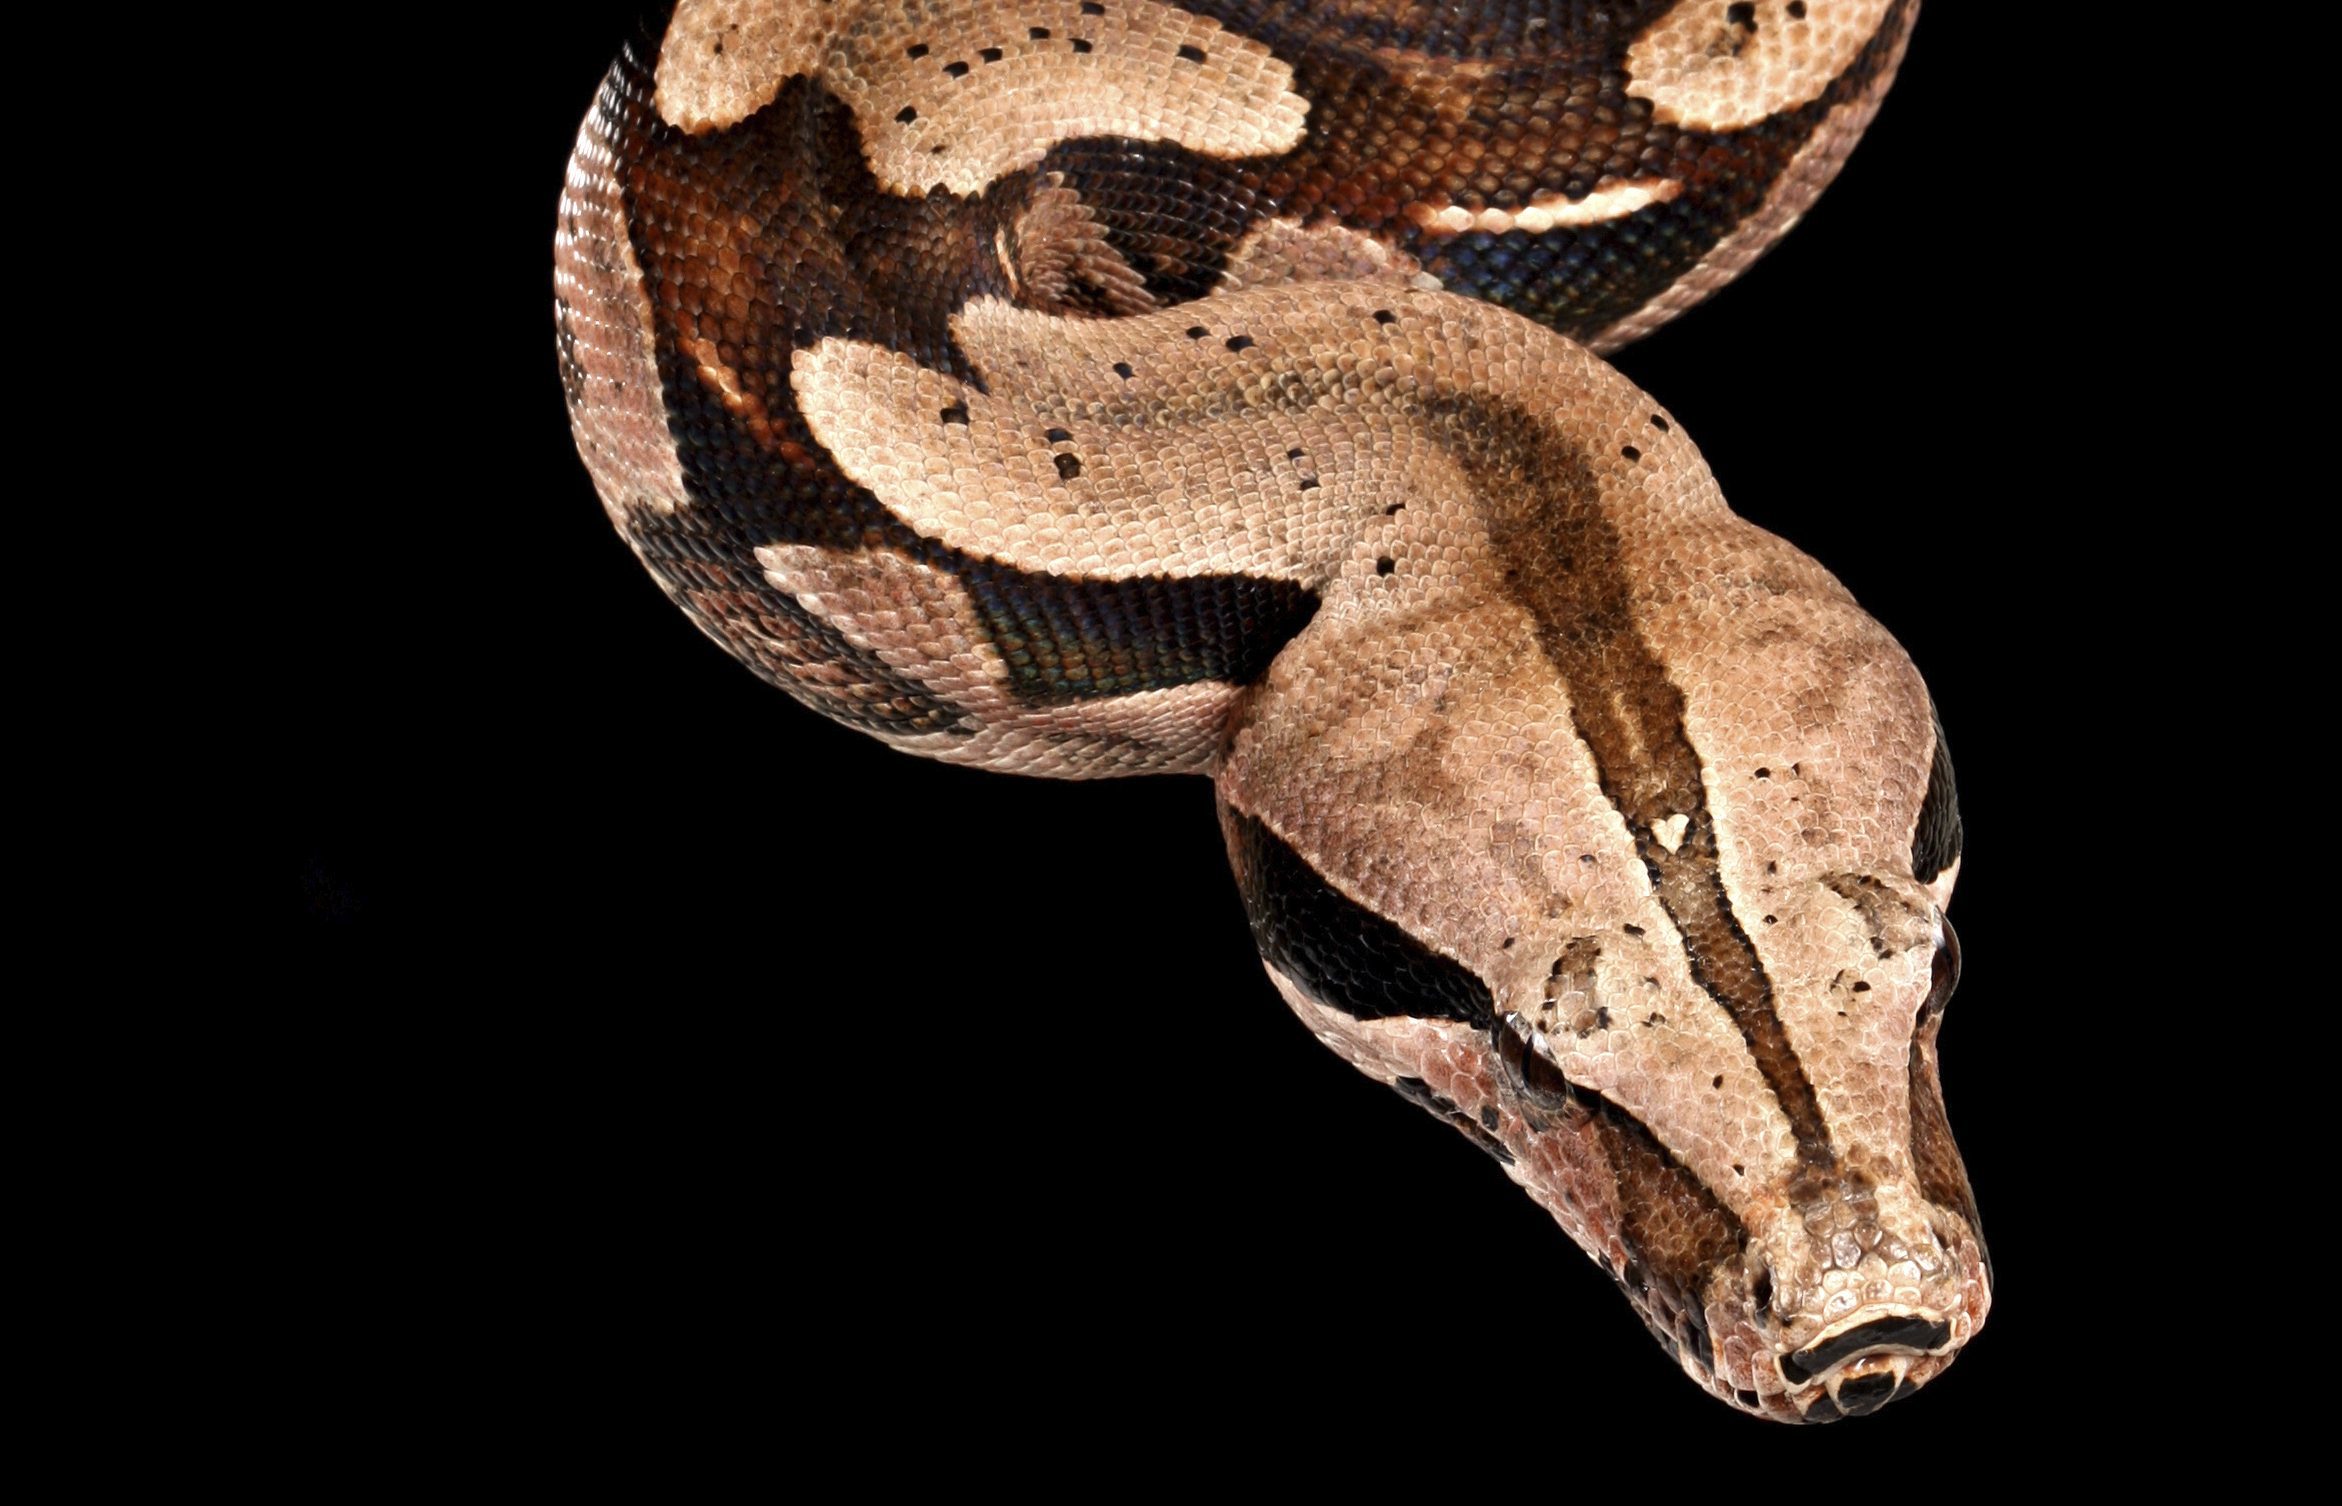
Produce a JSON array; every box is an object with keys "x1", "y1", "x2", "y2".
[{"x1": 556, "y1": 0, "x2": 1983, "y2": 1421}]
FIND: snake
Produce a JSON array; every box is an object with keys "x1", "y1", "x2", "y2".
[{"x1": 555, "y1": 0, "x2": 1983, "y2": 1422}]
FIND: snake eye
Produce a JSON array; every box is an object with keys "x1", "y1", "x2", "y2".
[
  {"x1": 1918, "y1": 919, "x2": 1961, "y2": 1022},
  {"x1": 1494, "y1": 1014, "x2": 1577, "y2": 1112}
]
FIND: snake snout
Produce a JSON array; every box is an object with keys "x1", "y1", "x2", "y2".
[{"x1": 1777, "y1": 1311, "x2": 1954, "y2": 1421}]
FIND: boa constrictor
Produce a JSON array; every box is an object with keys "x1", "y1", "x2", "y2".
[{"x1": 555, "y1": 0, "x2": 1983, "y2": 1421}]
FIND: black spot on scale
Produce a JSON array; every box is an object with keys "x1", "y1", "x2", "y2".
[
  {"x1": 1224, "y1": 334, "x2": 1254, "y2": 352},
  {"x1": 980, "y1": 47, "x2": 1003, "y2": 63},
  {"x1": 1112, "y1": 361, "x2": 1134, "y2": 379},
  {"x1": 1621, "y1": 445, "x2": 1641, "y2": 461},
  {"x1": 1651, "y1": 414, "x2": 1671, "y2": 432},
  {"x1": 1223, "y1": 808, "x2": 1491, "y2": 1028},
  {"x1": 1080, "y1": 1, "x2": 1104, "y2": 13},
  {"x1": 1185, "y1": 326, "x2": 1209, "y2": 339},
  {"x1": 1727, "y1": 3, "x2": 1757, "y2": 28},
  {"x1": 944, "y1": 60, "x2": 970, "y2": 78},
  {"x1": 1177, "y1": 44, "x2": 1206, "y2": 63},
  {"x1": 1072, "y1": 38, "x2": 1092, "y2": 53},
  {"x1": 1028, "y1": 27, "x2": 1051, "y2": 40},
  {"x1": 896, "y1": 106, "x2": 918, "y2": 124},
  {"x1": 1044, "y1": 427, "x2": 1072, "y2": 443},
  {"x1": 1789, "y1": 1, "x2": 1808, "y2": 17},
  {"x1": 906, "y1": 43, "x2": 929, "y2": 59},
  {"x1": 1373, "y1": 309, "x2": 1396, "y2": 324},
  {"x1": 1053, "y1": 453, "x2": 1083, "y2": 480},
  {"x1": 1376, "y1": 556, "x2": 1395, "y2": 575},
  {"x1": 940, "y1": 401, "x2": 969, "y2": 425},
  {"x1": 1298, "y1": 476, "x2": 1320, "y2": 491}
]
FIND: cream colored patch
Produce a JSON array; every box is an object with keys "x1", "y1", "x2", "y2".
[
  {"x1": 665, "y1": 0, "x2": 1307, "y2": 195},
  {"x1": 1593, "y1": 9, "x2": 1913, "y2": 351},
  {"x1": 1407, "y1": 180, "x2": 1683, "y2": 237},
  {"x1": 1654, "y1": 812, "x2": 1690, "y2": 852},
  {"x1": 655, "y1": 0, "x2": 847, "y2": 132},
  {"x1": 791, "y1": 290, "x2": 1489, "y2": 585},
  {"x1": 1626, "y1": 0, "x2": 1895, "y2": 132},
  {"x1": 754, "y1": 540, "x2": 1231, "y2": 775}
]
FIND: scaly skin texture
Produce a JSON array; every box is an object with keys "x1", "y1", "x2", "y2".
[{"x1": 556, "y1": 0, "x2": 1983, "y2": 1420}]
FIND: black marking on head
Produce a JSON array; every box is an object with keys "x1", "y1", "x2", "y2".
[
  {"x1": 1581, "y1": 1084, "x2": 1742, "y2": 1375},
  {"x1": 1780, "y1": 1315, "x2": 1951, "y2": 1385},
  {"x1": 1492, "y1": 1018, "x2": 1574, "y2": 1113},
  {"x1": 1223, "y1": 808, "x2": 1492, "y2": 1027},
  {"x1": 1911, "y1": 706, "x2": 1962, "y2": 884},
  {"x1": 1395, "y1": 1077, "x2": 1515, "y2": 1165},
  {"x1": 1441, "y1": 394, "x2": 1833, "y2": 1166}
]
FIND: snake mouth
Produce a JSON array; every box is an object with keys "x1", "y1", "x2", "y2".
[{"x1": 1779, "y1": 1310, "x2": 1953, "y2": 1388}]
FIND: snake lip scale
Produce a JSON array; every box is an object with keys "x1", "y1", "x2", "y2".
[{"x1": 556, "y1": 0, "x2": 1983, "y2": 1421}]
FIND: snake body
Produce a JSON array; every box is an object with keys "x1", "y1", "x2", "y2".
[{"x1": 556, "y1": 0, "x2": 1983, "y2": 1421}]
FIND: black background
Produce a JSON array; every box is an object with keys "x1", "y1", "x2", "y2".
[{"x1": 286, "y1": 3, "x2": 2159, "y2": 1465}]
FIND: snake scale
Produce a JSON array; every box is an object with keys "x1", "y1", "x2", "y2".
[{"x1": 555, "y1": 0, "x2": 1982, "y2": 1421}]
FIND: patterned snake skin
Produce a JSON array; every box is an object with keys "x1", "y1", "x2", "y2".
[{"x1": 555, "y1": 0, "x2": 1982, "y2": 1421}]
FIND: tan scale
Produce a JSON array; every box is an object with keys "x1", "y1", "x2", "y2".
[{"x1": 1626, "y1": 0, "x2": 1898, "y2": 132}]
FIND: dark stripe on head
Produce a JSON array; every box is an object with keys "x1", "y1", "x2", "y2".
[
  {"x1": 1911, "y1": 706, "x2": 1962, "y2": 884},
  {"x1": 1393, "y1": 1076, "x2": 1513, "y2": 1166},
  {"x1": 1584, "y1": 1087, "x2": 1745, "y2": 1373},
  {"x1": 1221, "y1": 805, "x2": 1491, "y2": 1026},
  {"x1": 1908, "y1": 923, "x2": 1987, "y2": 1270},
  {"x1": 1435, "y1": 395, "x2": 1833, "y2": 1166}
]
